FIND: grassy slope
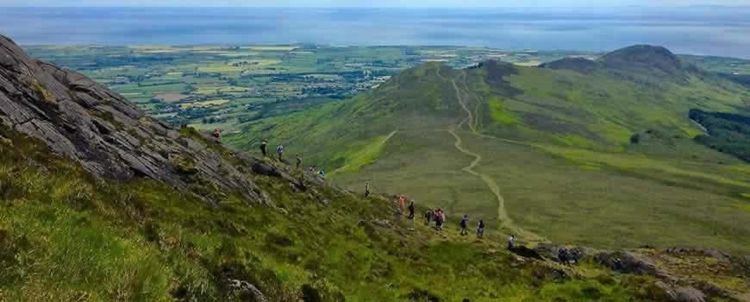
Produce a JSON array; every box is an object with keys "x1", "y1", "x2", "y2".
[
  {"x1": 227, "y1": 58, "x2": 750, "y2": 254},
  {"x1": 1, "y1": 124, "x2": 670, "y2": 301}
]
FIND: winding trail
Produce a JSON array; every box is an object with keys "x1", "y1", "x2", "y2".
[{"x1": 440, "y1": 69, "x2": 541, "y2": 241}]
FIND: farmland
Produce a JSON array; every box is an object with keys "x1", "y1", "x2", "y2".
[{"x1": 26, "y1": 45, "x2": 595, "y2": 132}]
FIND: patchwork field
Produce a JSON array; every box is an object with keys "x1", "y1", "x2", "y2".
[{"x1": 27, "y1": 45, "x2": 593, "y2": 133}]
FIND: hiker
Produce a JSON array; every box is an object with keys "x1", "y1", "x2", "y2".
[
  {"x1": 434, "y1": 208, "x2": 445, "y2": 231},
  {"x1": 260, "y1": 139, "x2": 268, "y2": 157},
  {"x1": 212, "y1": 128, "x2": 221, "y2": 142},
  {"x1": 364, "y1": 182, "x2": 370, "y2": 198},
  {"x1": 507, "y1": 234, "x2": 516, "y2": 250},
  {"x1": 558, "y1": 248, "x2": 569, "y2": 265},
  {"x1": 296, "y1": 154, "x2": 303, "y2": 169},
  {"x1": 398, "y1": 195, "x2": 407, "y2": 214},
  {"x1": 407, "y1": 201, "x2": 415, "y2": 220},
  {"x1": 476, "y1": 219, "x2": 485, "y2": 238},
  {"x1": 424, "y1": 209, "x2": 433, "y2": 225},
  {"x1": 459, "y1": 214, "x2": 469, "y2": 236},
  {"x1": 276, "y1": 144, "x2": 284, "y2": 161}
]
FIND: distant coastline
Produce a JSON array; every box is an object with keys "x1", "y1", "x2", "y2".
[{"x1": 2, "y1": 6, "x2": 749, "y2": 58}]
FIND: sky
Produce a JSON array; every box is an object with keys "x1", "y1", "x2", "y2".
[{"x1": 1, "y1": 0, "x2": 749, "y2": 7}]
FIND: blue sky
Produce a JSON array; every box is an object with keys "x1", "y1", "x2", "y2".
[{"x1": 2, "y1": 0, "x2": 749, "y2": 7}]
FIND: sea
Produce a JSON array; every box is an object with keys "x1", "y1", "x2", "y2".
[{"x1": 1, "y1": 6, "x2": 749, "y2": 58}]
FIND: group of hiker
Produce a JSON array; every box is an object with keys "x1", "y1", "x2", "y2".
[
  {"x1": 258, "y1": 138, "x2": 325, "y2": 177},
  {"x1": 259, "y1": 139, "x2": 286, "y2": 162},
  {"x1": 424, "y1": 208, "x2": 447, "y2": 230},
  {"x1": 211, "y1": 128, "x2": 521, "y2": 250},
  {"x1": 384, "y1": 196, "x2": 524, "y2": 247}
]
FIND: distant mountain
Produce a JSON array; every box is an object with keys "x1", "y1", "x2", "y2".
[
  {"x1": 540, "y1": 57, "x2": 598, "y2": 73},
  {"x1": 598, "y1": 45, "x2": 683, "y2": 74},
  {"x1": 232, "y1": 44, "x2": 750, "y2": 256},
  {"x1": 541, "y1": 45, "x2": 687, "y2": 76}
]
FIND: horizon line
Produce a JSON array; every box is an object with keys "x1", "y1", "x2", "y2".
[{"x1": 2, "y1": 5, "x2": 750, "y2": 8}]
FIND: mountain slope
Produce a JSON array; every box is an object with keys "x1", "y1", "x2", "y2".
[
  {"x1": 231, "y1": 45, "x2": 750, "y2": 254},
  {"x1": 0, "y1": 35, "x2": 267, "y2": 204},
  {"x1": 2, "y1": 35, "x2": 750, "y2": 301}
]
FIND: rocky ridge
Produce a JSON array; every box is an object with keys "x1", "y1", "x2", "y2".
[{"x1": 0, "y1": 35, "x2": 267, "y2": 203}]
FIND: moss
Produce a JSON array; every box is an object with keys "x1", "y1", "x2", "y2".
[
  {"x1": 31, "y1": 79, "x2": 55, "y2": 103},
  {"x1": 170, "y1": 154, "x2": 198, "y2": 175}
]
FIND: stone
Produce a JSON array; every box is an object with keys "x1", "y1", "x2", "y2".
[{"x1": 674, "y1": 287, "x2": 706, "y2": 302}]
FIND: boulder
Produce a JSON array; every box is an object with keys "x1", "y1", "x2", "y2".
[
  {"x1": 674, "y1": 287, "x2": 706, "y2": 302},
  {"x1": 594, "y1": 251, "x2": 670, "y2": 279},
  {"x1": 227, "y1": 279, "x2": 268, "y2": 302}
]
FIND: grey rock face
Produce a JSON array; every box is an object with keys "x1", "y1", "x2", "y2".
[
  {"x1": 0, "y1": 35, "x2": 268, "y2": 204},
  {"x1": 674, "y1": 287, "x2": 706, "y2": 302}
]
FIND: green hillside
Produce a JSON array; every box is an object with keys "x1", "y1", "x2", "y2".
[
  {"x1": 2, "y1": 34, "x2": 750, "y2": 301},
  {"x1": 228, "y1": 45, "x2": 750, "y2": 253}
]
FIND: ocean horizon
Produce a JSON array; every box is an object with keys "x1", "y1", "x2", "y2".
[{"x1": 2, "y1": 6, "x2": 750, "y2": 58}]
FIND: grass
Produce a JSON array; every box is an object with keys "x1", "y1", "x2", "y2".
[
  {"x1": 331, "y1": 130, "x2": 397, "y2": 175},
  {"x1": 0, "y1": 124, "x2": 660, "y2": 301},
  {"x1": 487, "y1": 96, "x2": 518, "y2": 125},
  {"x1": 467, "y1": 134, "x2": 750, "y2": 253}
]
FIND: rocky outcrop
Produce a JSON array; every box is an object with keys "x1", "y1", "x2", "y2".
[
  {"x1": 595, "y1": 251, "x2": 669, "y2": 278},
  {"x1": 0, "y1": 35, "x2": 267, "y2": 204},
  {"x1": 226, "y1": 279, "x2": 268, "y2": 302}
]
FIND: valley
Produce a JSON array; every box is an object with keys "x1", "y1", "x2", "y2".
[
  {"x1": 25, "y1": 43, "x2": 750, "y2": 253},
  {"x1": 240, "y1": 48, "x2": 750, "y2": 254}
]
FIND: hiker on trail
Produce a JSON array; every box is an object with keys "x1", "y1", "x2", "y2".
[
  {"x1": 434, "y1": 208, "x2": 445, "y2": 231},
  {"x1": 459, "y1": 214, "x2": 469, "y2": 236},
  {"x1": 424, "y1": 209, "x2": 433, "y2": 225},
  {"x1": 260, "y1": 139, "x2": 268, "y2": 157},
  {"x1": 398, "y1": 195, "x2": 407, "y2": 214},
  {"x1": 212, "y1": 128, "x2": 221, "y2": 142},
  {"x1": 296, "y1": 154, "x2": 303, "y2": 169},
  {"x1": 364, "y1": 182, "x2": 370, "y2": 198},
  {"x1": 276, "y1": 144, "x2": 285, "y2": 161},
  {"x1": 558, "y1": 248, "x2": 569, "y2": 265},
  {"x1": 476, "y1": 219, "x2": 485, "y2": 238},
  {"x1": 407, "y1": 201, "x2": 415, "y2": 220},
  {"x1": 507, "y1": 234, "x2": 516, "y2": 250}
]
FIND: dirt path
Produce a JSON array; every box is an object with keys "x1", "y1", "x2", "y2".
[{"x1": 443, "y1": 69, "x2": 541, "y2": 240}]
